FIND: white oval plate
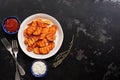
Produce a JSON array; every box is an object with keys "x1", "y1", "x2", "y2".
[{"x1": 18, "y1": 13, "x2": 64, "y2": 59}]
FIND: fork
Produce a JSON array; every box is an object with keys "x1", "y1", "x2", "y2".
[
  {"x1": 1, "y1": 38, "x2": 25, "y2": 76},
  {"x1": 12, "y1": 40, "x2": 22, "y2": 80}
]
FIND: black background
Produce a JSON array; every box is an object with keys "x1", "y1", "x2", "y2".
[{"x1": 0, "y1": 0, "x2": 120, "y2": 80}]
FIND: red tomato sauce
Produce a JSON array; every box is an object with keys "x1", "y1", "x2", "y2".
[{"x1": 5, "y1": 18, "x2": 19, "y2": 32}]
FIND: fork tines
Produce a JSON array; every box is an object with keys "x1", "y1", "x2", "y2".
[
  {"x1": 12, "y1": 40, "x2": 18, "y2": 50},
  {"x1": 1, "y1": 38, "x2": 11, "y2": 49}
]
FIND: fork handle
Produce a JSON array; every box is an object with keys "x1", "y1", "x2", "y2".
[
  {"x1": 10, "y1": 50, "x2": 25, "y2": 76},
  {"x1": 15, "y1": 63, "x2": 21, "y2": 80},
  {"x1": 15, "y1": 58, "x2": 26, "y2": 76}
]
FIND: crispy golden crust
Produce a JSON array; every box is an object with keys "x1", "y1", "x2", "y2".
[{"x1": 24, "y1": 18, "x2": 57, "y2": 54}]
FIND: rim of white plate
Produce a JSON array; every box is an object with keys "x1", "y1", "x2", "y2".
[{"x1": 18, "y1": 13, "x2": 64, "y2": 59}]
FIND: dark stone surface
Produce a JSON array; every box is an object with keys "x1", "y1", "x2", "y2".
[{"x1": 0, "y1": 0, "x2": 120, "y2": 80}]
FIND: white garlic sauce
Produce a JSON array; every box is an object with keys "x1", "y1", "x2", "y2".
[{"x1": 32, "y1": 61, "x2": 47, "y2": 75}]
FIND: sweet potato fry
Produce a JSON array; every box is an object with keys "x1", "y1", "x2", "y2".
[
  {"x1": 28, "y1": 21, "x2": 37, "y2": 27},
  {"x1": 37, "y1": 39, "x2": 48, "y2": 47},
  {"x1": 33, "y1": 27, "x2": 42, "y2": 35},
  {"x1": 33, "y1": 47, "x2": 40, "y2": 54},
  {"x1": 24, "y1": 18, "x2": 57, "y2": 55},
  {"x1": 46, "y1": 34, "x2": 56, "y2": 41}
]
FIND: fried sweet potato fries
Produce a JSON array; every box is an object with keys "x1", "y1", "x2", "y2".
[{"x1": 24, "y1": 18, "x2": 57, "y2": 54}]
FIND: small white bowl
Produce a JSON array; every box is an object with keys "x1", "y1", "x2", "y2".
[
  {"x1": 30, "y1": 60, "x2": 48, "y2": 77},
  {"x1": 18, "y1": 13, "x2": 64, "y2": 59}
]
